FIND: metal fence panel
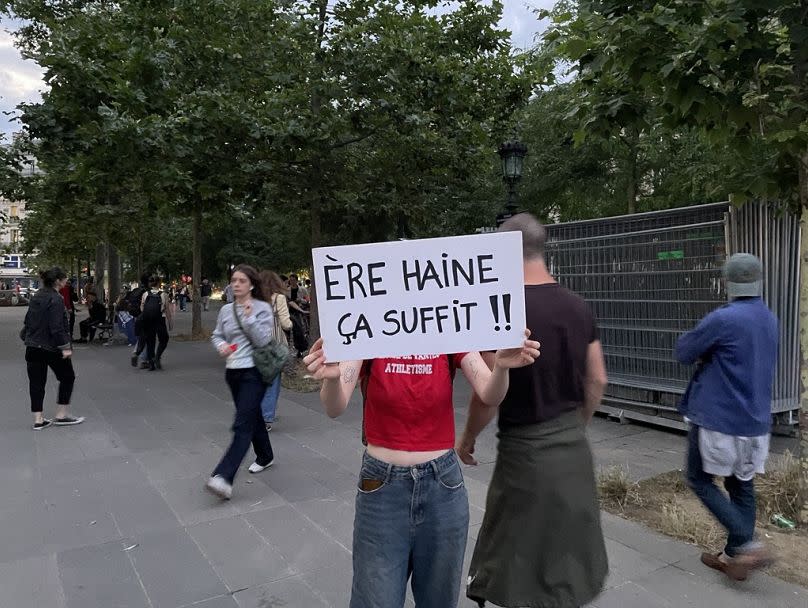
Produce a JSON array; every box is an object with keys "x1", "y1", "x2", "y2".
[
  {"x1": 728, "y1": 203, "x2": 801, "y2": 419},
  {"x1": 544, "y1": 202, "x2": 800, "y2": 424}
]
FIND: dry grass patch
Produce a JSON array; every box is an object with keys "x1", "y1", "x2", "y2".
[
  {"x1": 757, "y1": 450, "x2": 800, "y2": 523},
  {"x1": 598, "y1": 466, "x2": 643, "y2": 509},
  {"x1": 281, "y1": 358, "x2": 321, "y2": 393},
  {"x1": 598, "y1": 462, "x2": 808, "y2": 588}
]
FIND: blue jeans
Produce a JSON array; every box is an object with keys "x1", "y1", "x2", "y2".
[
  {"x1": 213, "y1": 367, "x2": 274, "y2": 484},
  {"x1": 119, "y1": 319, "x2": 137, "y2": 345},
  {"x1": 686, "y1": 426, "x2": 756, "y2": 557},
  {"x1": 351, "y1": 450, "x2": 469, "y2": 608},
  {"x1": 260, "y1": 375, "x2": 281, "y2": 423}
]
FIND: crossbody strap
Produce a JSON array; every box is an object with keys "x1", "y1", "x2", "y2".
[
  {"x1": 231, "y1": 303, "x2": 256, "y2": 349},
  {"x1": 271, "y1": 297, "x2": 283, "y2": 338}
]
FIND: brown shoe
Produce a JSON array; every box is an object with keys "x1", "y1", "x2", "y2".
[
  {"x1": 735, "y1": 544, "x2": 774, "y2": 572},
  {"x1": 700, "y1": 552, "x2": 748, "y2": 581}
]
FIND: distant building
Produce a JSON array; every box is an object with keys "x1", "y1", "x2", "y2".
[
  {"x1": 0, "y1": 198, "x2": 27, "y2": 253},
  {"x1": 1, "y1": 151, "x2": 37, "y2": 255}
]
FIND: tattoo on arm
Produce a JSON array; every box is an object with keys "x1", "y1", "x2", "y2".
[
  {"x1": 341, "y1": 364, "x2": 358, "y2": 386},
  {"x1": 466, "y1": 357, "x2": 481, "y2": 383}
]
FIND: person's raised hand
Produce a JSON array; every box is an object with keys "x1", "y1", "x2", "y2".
[
  {"x1": 303, "y1": 338, "x2": 341, "y2": 380},
  {"x1": 495, "y1": 329, "x2": 540, "y2": 369}
]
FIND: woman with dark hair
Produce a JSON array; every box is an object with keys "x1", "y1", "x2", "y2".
[
  {"x1": 259, "y1": 270, "x2": 293, "y2": 429},
  {"x1": 207, "y1": 264, "x2": 276, "y2": 499},
  {"x1": 20, "y1": 267, "x2": 84, "y2": 430}
]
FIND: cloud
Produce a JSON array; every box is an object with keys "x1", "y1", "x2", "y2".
[
  {"x1": 500, "y1": 0, "x2": 554, "y2": 50},
  {"x1": 0, "y1": 25, "x2": 43, "y2": 135}
]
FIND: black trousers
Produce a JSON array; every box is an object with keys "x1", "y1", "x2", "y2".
[
  {"x1": 79, "y1": 318, "x2": 100, "y2": 341},
  {"x1": 25, "y1": 347, "x2": 75, "y2": 413},
  {"x1": 141, "y1": 318, "x2": 169, "y2": 361},
  {"x1": 134, "y1": 317, "x2": 145, "y2": 355},
  {"x1": 68, "y1": 310, "x2": 76, "y2": 339},
  {"x1": 213, "y1": 367, "x2": 273, "y2": 483}
]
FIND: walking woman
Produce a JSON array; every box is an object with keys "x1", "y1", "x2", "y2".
[
  {"x1": 21, "y1": 267, "x2": 84, "y2": 430},
  {"x1": 259, "y1": 270, "x2": 293, "y2": 430},
  {"x1": 206, "y1": 264, "x2": 275, "y2": 500}
]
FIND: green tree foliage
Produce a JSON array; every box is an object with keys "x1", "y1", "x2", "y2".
[
  {"x1": 544, "y1": 0, "x2": 806, "y2": 207},
  {"x1": 2, "y1": 0, "x2": 534, "y2": 337}
]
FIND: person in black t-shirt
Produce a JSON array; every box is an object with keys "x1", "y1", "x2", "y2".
[
  {"x1": 76, "y1": 292, "x2": 107, "y2": 343},
  {"x1": 200, "y1": 278, "x2": 213, "y2": 311},
  {"x1": 458, "y1": 213, "x2": 609, "y2": 608}
]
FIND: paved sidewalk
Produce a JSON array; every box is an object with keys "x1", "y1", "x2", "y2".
[{"x1": 0, "y1": 306, "x2": 805, "y2": 607}]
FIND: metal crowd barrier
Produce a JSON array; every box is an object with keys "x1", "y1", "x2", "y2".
[{"x1": 544, "y1": 202, "x2": 801, "y2": 431}]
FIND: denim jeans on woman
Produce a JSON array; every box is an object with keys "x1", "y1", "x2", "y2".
[
  {"x1": 260, "y1": 375, "x2": 281, "y2": 423},
  {"x1": 350, "y1": 450, "x2": 469, "y2": 608},
  {"x1": 213, "y1": 367, "x2": 274, "y2": 483}
]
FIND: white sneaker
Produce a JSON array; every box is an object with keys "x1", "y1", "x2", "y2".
[
  {"x1": 248, "y1": 460, "x2": 274, "y2": 474},
  {"x1": 205, "y1": 475, "x2": 232, "y2": 500}
]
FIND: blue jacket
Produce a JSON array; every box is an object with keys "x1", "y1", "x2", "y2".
[{"x1": 675, "y1": 298, "x2": 778, "y2": 437}]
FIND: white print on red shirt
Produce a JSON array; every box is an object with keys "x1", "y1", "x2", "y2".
[
  {"x1": 384, "y1": 362, "x2": 434, "y2": 375},
  {"x1": 382, "y1": 354, "x2": 441, "y2": 375}
]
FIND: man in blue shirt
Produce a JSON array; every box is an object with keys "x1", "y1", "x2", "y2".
[{"x1": 675, "y1": 253, "x2": 778, "y2": 581}]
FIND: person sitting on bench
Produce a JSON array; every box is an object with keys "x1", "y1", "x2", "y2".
[{"x1": 76, "y1": 292, "x2": 107, "y2": 343}]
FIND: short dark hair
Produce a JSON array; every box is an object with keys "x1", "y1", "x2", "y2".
[
  {"x1": 148, "y1": 276, "x2": 160, "y2": 287},
  {"x1": 499, "y1": 213, "x2": 546, "y2": 260},
  {"x1": 40, "y1": 267, "x2": 67, "y2": 288}
]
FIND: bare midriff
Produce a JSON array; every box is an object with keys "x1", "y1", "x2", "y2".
[{"x1": 367, "y1": 445, "x2": 452, "y2": 467}]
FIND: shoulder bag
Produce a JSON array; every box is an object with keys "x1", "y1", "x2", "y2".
[{"x1": 232, "y1": 303, "x2": 288, "y2": 384}]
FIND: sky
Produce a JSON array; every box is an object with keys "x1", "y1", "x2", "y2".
[{"x1": 0, "y1": 1, "x2": 554, "y2": 136}]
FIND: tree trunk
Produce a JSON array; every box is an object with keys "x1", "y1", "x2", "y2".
[
  {"x1": 308, "y1": 193, "x2": 323, "y2": 341},
  {"x1": 626, "y1": 139, "x2": 638, "y2": 214},
  {"x1": 191, "y1": 203, "x2": 204, "y2": 339},
  {"x1": 306, "y1": 0, "x2": 328, "y2": 344},
  {"x1": 95, "y1": 243, "x2": 107, "y2": 304},
  {"x1": 108, "y1": 246, "x2": 120, "y2": 303},
  {"x1": 135, "y1": 227, "x2": 143, "y2": 279},
  {"x1": 798, "y1": 148, "x2": 808, "y2": 525}
]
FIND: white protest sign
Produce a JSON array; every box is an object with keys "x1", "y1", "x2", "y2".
[{"x1": 312, "y1": 232, "x2": 526, "y2": 362}]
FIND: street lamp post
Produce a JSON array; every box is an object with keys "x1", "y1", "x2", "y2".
[{"x1": 496, "y1": 140, "x2": 528, "y2": 227}]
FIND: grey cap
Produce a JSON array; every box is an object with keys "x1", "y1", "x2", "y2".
[{"x1": 724, "y1": 253, "x2": 762, "y2": 299}]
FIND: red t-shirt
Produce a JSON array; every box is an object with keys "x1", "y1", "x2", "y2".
[
  {"x1": 59, "y1": 286, "x2": 73, "y2": 311},
  {"x1": 362, "y1": 353, "x2": 467, "y2": 451}
]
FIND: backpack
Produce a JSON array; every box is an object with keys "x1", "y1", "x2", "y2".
[
  {"x1": 126, "y1": 287, "x2": 147, "y2": 317},
  {"x1": 359, "y1": 354, "x2": 458, "y2": 446},
  {"x1": 140, "y1": 291, "x2": 163, "y2": 322}
]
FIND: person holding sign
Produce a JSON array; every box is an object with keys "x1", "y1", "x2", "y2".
[
  {"x1": 303, "y1": 333, "x2": 539, "y2": 608},
  {"x1": 458, "y1": 214, "x2": 609, "y2": 608}
]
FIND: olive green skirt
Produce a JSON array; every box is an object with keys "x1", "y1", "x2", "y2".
[{"x1": 467, "y1": 410, "x2": 608, "y2": 608}]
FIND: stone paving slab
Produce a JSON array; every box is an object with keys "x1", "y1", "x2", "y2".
[{"x1": 1, "y1": 305, "x2": 805, "y2": 608}]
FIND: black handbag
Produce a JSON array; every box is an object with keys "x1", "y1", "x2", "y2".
[{"x1": 231, "y1": 303, "x2": 288, "y2": 384}]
